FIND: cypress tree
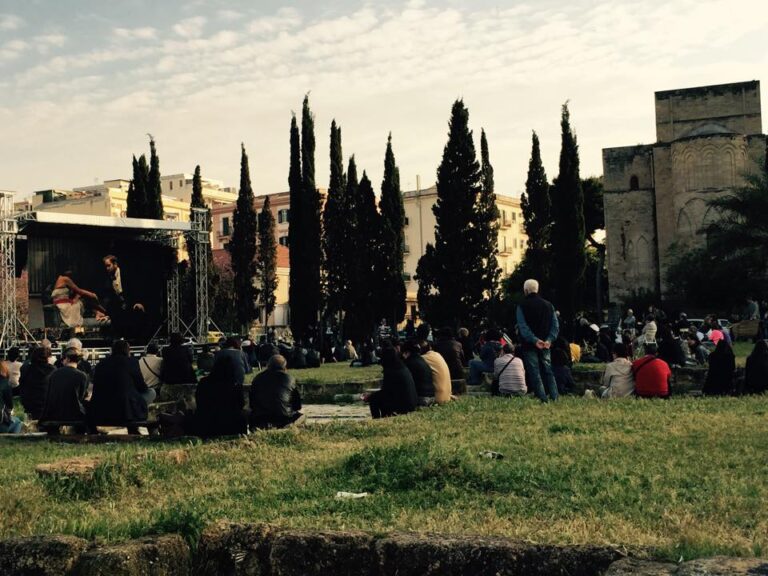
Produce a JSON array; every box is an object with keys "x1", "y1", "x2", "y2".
[
  {"x1": 227, "y1": 144, "x2": 259, "y2": 331},
  {"x1": 347, "y1": 171, "x2": 380, "y2": 343},
  {"x1": 475, "y1": 129, "x2": 501, "y2": 310},
  {"x1": 146, "y1": 137, "x2": 164, "y2": 219},
  {"x1": 127, "y1": 154, "x2": 148, "y2": 218},
  {"x1": 287, "y1": 114, "x2": 303, "y2": 339},
  {"x1": 550, "y1": 103, "x2": 586, "y2": 329},
  {"x1": 377, "y1": 133, "x2": 407, "y2": 328},
  {"x1": 258, "y1": 195, "x2": 278, "y2": 327},
  {"x1": 519, "y1": 131, "x2": 553, "y2": 287},
  {"x1": 301, "y1": 95, "x2": 322, "y2": 342},
  {"x1": 341, "y1": 156, "x2": 360, "y2": 338},
  {"x1": 322, "y1": 120, "x2": 348, "y2": 322},
  {"x1": 416, "y1": 99, "x2": 482, "y2": 328}
]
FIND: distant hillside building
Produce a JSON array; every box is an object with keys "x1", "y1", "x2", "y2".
[{"x1": 602, "y1": 80, "x2": 765, "y2": 304}]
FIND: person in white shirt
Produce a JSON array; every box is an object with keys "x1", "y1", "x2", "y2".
[
  {"x1": 494, "y1": 344, "x2": 527, "y2": 397},
  {"x1": 601, "y1": 343, "x2": 635, "y2": 398},
  {"x1": 6, "y1": 347, "x2": 22, "y2": 389},
  {"x1": 139, "y1": 343, "x2": 163, "y2": 390}
]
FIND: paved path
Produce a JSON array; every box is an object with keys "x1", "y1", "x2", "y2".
[{"x1": 303, "y1": 403, "x2": 370, "y2": 423}]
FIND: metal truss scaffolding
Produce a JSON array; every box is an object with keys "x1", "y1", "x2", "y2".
[
  {"x1": 0, "y1": 193, "x2": 17, "y2": 348},
  {"x1": 166, "y1": 235, "x2": 181, "y2": 336},
  {"x1": 191, "y1": 207, "x2": 210, "y2": 343}
]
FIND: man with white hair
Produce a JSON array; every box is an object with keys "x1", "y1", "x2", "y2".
[{"x1": 516, "y1": 279, "x2": 560, "y2": 402}]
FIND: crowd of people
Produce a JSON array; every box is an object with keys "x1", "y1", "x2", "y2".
[{"x1": 1, "y1": 279, "x2": 767, "y2": 435}]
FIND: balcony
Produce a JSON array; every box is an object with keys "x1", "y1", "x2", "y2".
[
  {"x1": 499, "y1": 246, "x2": 512, "y2": 255},
  {"x1": 499, "y1": 217, "x2": 512, "y2": 228},
  {"x1": 403, "y1": 244, "x2": 410, "y2": 254}
]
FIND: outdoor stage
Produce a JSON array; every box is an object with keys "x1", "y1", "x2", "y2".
[{"x1": 0, "y1": 194, "x2": 212, "y2": 348}]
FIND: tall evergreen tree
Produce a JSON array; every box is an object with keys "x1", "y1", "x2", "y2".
[
  {"x1": 258, "y1": 195, "x2": 278, "y2": 327},
  {"x1": 288, "y1": 96, "x2": 322, "y2": 342},
  {"x1": 415, "y1": 99, "x2": 484, "y2": 328},
  {"x1": 322, "y1": 120, "x2": 348, "y2": 322},
  {"x1": 475, "y1": 129, "x2": 501, "y2": 311},
  {"x1": 341, "y1": 156, "x2": 360, "y2": 337},
  {"x1": 517, "y1": 131, "x2": 553, "y2": 288},
  {"x1": 227, "y1": 144, "x2": 259, "y2": 331},
  {"x1": 301, "y1": 95, "x2": 322, "y2": 341},
  {"x1": 550, "y1": 103, "x2": 586, "y2": 328},
  {"x1": 287, "y1": 114, "x2": 303, "y2": 339},
  {"x1": 146, "y1": 136, "x2": 164, "y2": 219},
  {"x1": 126, "y1": 154, "x2": 148, "y2": 218},
  {"x1": 347, "y1": 171, "x2": 381, "y2": 343},
  {"x1": 377, "y1": 133, "x2": 407, "y2": 328}
]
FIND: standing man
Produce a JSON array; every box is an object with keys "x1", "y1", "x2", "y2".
[{"x1": 516, "y1": 279, "x2": 559, "y2": 402}]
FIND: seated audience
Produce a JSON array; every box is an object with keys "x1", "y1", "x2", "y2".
[
  {"x1": 601, "y1": 343, "x2": 635, "y2": 398},
  {"x1": 89, "y1": 340, "x2": 156, "y2": 433},
  {"x1": 401, "y1": 340, "x2": 434, "y2": 406},
  {"x1": 195, "y1": 349, "x2": 247, "y2": 437},
  {"x1": 744, "y1": 340, "x2": 768, "y2": 395},
  {"x1": 703, "y1": 340, "x2": 735, "y2": 396},
  {"x1": 0, "y1": 361, "x2": 22, "y2": 433},
  {"x1": 368, "y1": 347, "x2": 417, "y2": 418},
  {"x1": 596, "y1": 326, "x2": 613, "y2": 363},
  {"x1": 306, "y1": 346, "x2": 322, "y2": 368},
  {"x1": 552, "y1": 337, "x2": 573, "y2": 367},
  {"x1": 39, "y1": 348, "x2": 88, "y2": 433},
  {"x1": 638, "y1": 314, "x2": 657, "y2": 344},
  {"x1": 343, "y1": 340, "x2": 358, "y2": 362},
  {"x1": 19, "y1": 345, "x2": 55, "y2": 420},
  {"x1": 196, "y1": 344, "x2": 215, "y2": 373},
  {"x1": 249, "y1": 354, "x2": 303, "y2": 429},
  {"x1": 6, "y1": 347, "x2": 22, "y2": 392},
  {"x1": 161, "y1": 332, "x2": 197, "y2": 384},
  {"x1": 291, "y1": 342, "x2": 308, "y2": 369},
  {"x1": 468, "y1": 329, "x2": 503, "y2": 385},
  {"x1": 686, "y1": 334, "x2": 709, "y2": 365},
  {"x1": 257, "y1": 338, "x2": 279, "y2": 366},
  {"x1": 57, "y1": 338, "x2": 93, "y2": 379},
  {"x1": 139, "y1": 343, "x2": 163, "y2": 391},
  {"x1": 419, "y1": 341, "x2": 452, "y2": 405},
  {"x1": 569, "y1": 341, "x2": 582, "y2": 364},
  {"x1": 632, "y1": 343, "x2": 671, "y2": 398},
  {"x1": 432, "y1": 327, "x2": 465, "y2": 380},
  {"x1": 551, "y1": 347, "x2": 576, "y2": 395},
  {"x1": 456, "y1": 327, "x2": 473, "y2": 367},
  {"x1": 493, "y1": 344, "x2": 526, "y2": 397},
  {"x1": 657, "y1": 325, "x2": 687, "y2": 368},
  {"x1": 214, "y1": 337, "x2": 250, "y2": 385}
]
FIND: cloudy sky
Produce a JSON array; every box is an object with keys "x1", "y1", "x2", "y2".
[{"x1": 0, "y1": 0, "x2": 765, "y2": 199}]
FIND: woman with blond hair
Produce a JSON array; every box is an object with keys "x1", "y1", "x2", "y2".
[{"x1": 0, "y1": 360, "x2": 22, "y2": 434}]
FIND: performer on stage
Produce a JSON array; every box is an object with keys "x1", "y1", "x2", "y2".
[
  {"x1": 103, "y1": 255, "x2": 125, "y2": 311},
  {"x1": 52, "y1": 260, "x2": 108, "y2": 328}
]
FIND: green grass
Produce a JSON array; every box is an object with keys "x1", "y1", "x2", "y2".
[
  {"x1": 287, "y1": 363, "x2": 382, "y2": 385},
  {"x1": 1, "y1": 396, "x2": 767, "y2": 561}
]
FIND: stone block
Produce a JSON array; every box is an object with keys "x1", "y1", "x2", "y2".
[
  {"x1": 677, "y1": 556, "x2": 768, "y2": 575},
  {"x1": 270, "y1": 529, "x2": 375, "y2": 576},
  {"x1": 604, "y1": 558, "x2": 677, "y2": 575},
  {"x1": 375, "y1": 532, "x2": 620, "y2": 576},
  {"x1": 72, "y1": 535, "x2": 190, "y2": 576},
  {"x1": 0, "y1": 535, "x2": 88, "y2": 576},
  {"x1": 194, "y1": 521, "x2": 275, "y2": 576}
]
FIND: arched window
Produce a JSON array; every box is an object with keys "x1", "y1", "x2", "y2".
[{"x1": 629, "y1": 175, "x2": 639, "y2": 190}]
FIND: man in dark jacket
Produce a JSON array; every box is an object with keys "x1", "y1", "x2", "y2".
[
  {"x1": 40, "y1": 347, "x2": 88, "y2": 433},
  {"x1": 195, "y1": 348, "x2": 247, "y2": 437},
  {"x1": 249, "y1": 355, "x2": 303, "y2": 429},
  {"x1": 368, "y1": 346, "x2": 417, "y2": 418},
  {"x1": 89, "y1": 339, "x2": 155, "y2": 434},
  {"x1": 401, "y1": 340, "x2": 434, "y2": 406},
  {"x1": 161, "y1": 332, "x2": 197, "y2": 384},
  {"x1": 432, "y1": 327, "x2": 465, "y2": 380},
  {"x1": 516, "y1": 279, "x2": 559, "y2": 402}
]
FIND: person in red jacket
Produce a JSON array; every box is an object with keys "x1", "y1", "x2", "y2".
[{"x1": 632, "y1": 343, "x2": 671, "y2": 398}]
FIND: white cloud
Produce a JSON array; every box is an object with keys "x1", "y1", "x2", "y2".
[
  {"x1": 247, "y1": 7, "x2": 301, "y2": 36},
  {"x1": 217, "y1": 9, "x2": 243, "y2": 22},
  {"x1": 173, "y1": 16, "x2": 206, "y2": 38},
  {"x1": 114, "y1": 27, "x2": 157, "y2": 40},
  {"x1": 0, "y1": 14, "x2": 23, "y2": 31}
]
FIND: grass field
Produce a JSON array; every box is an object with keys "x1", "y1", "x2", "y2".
[{"x1": 2, "y1": 395, "x2": 767, "y2": 561}]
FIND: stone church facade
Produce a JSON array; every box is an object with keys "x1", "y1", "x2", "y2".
[{"x1": 602, "y1": 80, "x2": 765, "y2": 304}]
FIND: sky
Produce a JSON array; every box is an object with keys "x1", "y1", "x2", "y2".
[{"x1": 0, "y1": 0, "x2": 765, "y2": 199}]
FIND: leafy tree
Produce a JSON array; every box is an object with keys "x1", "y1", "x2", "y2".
[
  {"x1": 146, "y1": 136, "x2": 164, "y2": 219},
  {"x1": 550, "y1": 103, "x2": 586, "y2": 329},
  {"x1": 227, "y1": 144, "x2": 259, "y2": 331},
  {"x1": 476, "y1": 129, "x2": 501, "y2": 310},
  {"x1": 415, "y1": 99, "x2": 485, "y2": 328},
  {"x1": 126, "y1": 155, "x2": 148, "y2": 218},
  {"x1": 347, "y1": 171, "x2": 381, "y2": 343},
  {"x1": 377, "y1": 133, "x2": 407, "y2": 328},
  {"x1": 520, "y1": 131, "x2": 552, "y2": 286},
  {"x1": 257, "y1": 195, "x2": 278, "y2": 327},
  {"x1": 322, "y1": 120, "x2": 349, "y2": 322},
  {"x1": 288, "y1": 114, "x2": 303, "y2": 339}
]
